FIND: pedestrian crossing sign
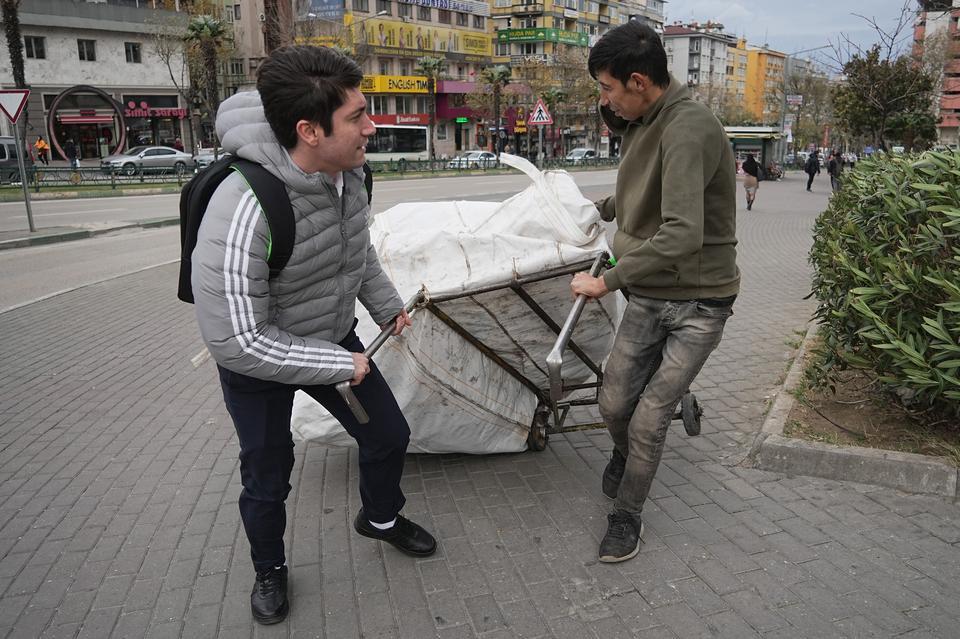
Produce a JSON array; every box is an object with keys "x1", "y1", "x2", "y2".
[{"x1": 528, "y1": 99, "x2": 553, "y2": 126}]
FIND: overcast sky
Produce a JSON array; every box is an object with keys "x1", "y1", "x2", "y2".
[{"x1": 662, "y1": 0, "x2": 917, "y2": 61}]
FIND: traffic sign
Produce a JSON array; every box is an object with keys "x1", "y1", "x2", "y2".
[
  {"x1": 0, "y1": 89, "x2": 30, "y2": 124},
  {"x1": 528, "y1": 98, "x2": 553, "y2": 125}
]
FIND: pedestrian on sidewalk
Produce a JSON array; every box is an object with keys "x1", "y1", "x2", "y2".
[
  {"x1": 572, "y1": 21, "x2": 739, "y2": 564},
  {"x1": 804, "y1": 151, "x2": 820, "y2": 191},
  {"x1": 189, "y1": 45, "x2": 436, "y2": 625},
  {"x1": 34, "y1": 135, "x2": 49, "y2": 165},
  {"x1": 741, "y1": 153, "x2": 760, "y2": 210},
  {"x1": 827, "y1": 150, "x2": 842, "y2": 192},
  {"x1": 63, "y1": 138, "x2": 79, "y2": 169}
]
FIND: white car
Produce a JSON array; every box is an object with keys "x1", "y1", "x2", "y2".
[
  {"x1": 565, "y1": 148, "x2": 597, "y2": 164},
  {"x1": 447, "y1": 151, "x2": 498, "y2": 169}
]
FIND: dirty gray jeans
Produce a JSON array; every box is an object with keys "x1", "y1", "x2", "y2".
[{"x1": 600, "y1": 294, "x2": 733, "y2": 515}]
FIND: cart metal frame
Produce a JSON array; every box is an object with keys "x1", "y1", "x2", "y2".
[{"x1": 336, "y1": 250, "x2": 702, "y2": 451}]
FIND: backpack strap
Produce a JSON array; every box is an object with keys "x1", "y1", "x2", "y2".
[
  {"x1": 362, "y1": 162, "x2": 373, "y2": 205},
  {"x1": 230, "y1": 159, "x2": 296, "y2": 278}
]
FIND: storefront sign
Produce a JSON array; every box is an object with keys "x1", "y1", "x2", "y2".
[
  {"x1": 349, "y1": 18, "x2": 491, "y2": 56},
  {"x1": 402, "y1": 0, "x2": 489, "y2": 16},
  {"x1": 369, "y1": 113, "x2": 430, "y2": 126},
  {"x1": 124, "y1": 100, "x2": 187, "y2": 120},
  {"x1": 496, "y1": 28, "x2": 588, "y2": 46},
  {"x1": 363, "y1": 75, "x2": 430, "y2": 94}
]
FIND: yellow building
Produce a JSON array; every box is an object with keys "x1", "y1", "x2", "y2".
[
  {"x1": 725, "y1": 38, "x2": 749, "y2": 111},
  {"x1": 744, "y1": 43, "x2": 786, "y2": 124}
]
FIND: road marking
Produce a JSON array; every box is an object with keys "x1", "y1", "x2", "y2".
[{"x1": 191, "y1": 348, "x2": 211, "y2": 368}]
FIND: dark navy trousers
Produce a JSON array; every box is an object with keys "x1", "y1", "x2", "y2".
[{"x1": 217, "y1": 326, "x2": 410, "y2": 572}]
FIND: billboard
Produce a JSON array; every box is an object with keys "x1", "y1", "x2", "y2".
[{"x1": 348, "y1": 17, "x2": 491, "y2": 56}]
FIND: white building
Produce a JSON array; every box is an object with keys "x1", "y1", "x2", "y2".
[
  {"x1": 663, "y1": 22, "x2": 735, "y2": 110},
  {"x1": 0, "y1": 0, "x2": 188, "y2": 161}
]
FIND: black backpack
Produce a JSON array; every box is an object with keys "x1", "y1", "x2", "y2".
[{"x1": 177, "y1": 157, "x2": 373, "y2": 303}]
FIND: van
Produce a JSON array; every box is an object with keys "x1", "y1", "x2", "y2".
[{"x1": 0, "y1": 136, "x2": 33, "y2": 184}]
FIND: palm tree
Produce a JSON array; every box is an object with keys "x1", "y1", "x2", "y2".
[
  {"x1": 479, "y1": 65, "x2": 511, "y2": 155},
  {"x1": 415, "y1": 56, "x2": 445, "y2": 160},
  {"x1": 2, "y1": 0, "x2": 25, "y2": 89},
  {"x1": 185, "y1": 15, "x2": 230, "y2": 140}
]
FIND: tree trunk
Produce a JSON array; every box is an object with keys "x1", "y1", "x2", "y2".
[
  {"x1": 202, "y1": 43, "x2": 220, "y2": 138},
  {"x1": 493, "y1": 85, "x2": 500, "y2": 155},
  {"x1": 428, "y1": 78, "x2": 436, "y2": 160},
  {"x1": 2, "y1": 0, "x2": 26, "y2": 89}
]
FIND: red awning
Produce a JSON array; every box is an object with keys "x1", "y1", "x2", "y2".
[{"x1": 58, "y1": 115, "x2": 115, "y2": 124}]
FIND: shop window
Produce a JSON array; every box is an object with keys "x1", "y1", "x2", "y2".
[
  {"x1": 376, "y1": 0, "x2": 391, "y2": 15},
  {"x1": 125, "y1": 42, "x2": 142, "y2": 64},
  {"x1": 396, "y1": 96, "x2": 412, "y2": 114},
  {"x1": 456, "y1": 12, "x2": 468, "y2": 26},
  {"x1": 77, "y1": 39, "x2": 96, "y2": 62},
  {"x1": 353, "y1": 0, "x2": 369, "y2": 11},
  {"x1": 24, "y1": 36, "x2": 45, "y2": 59},
  {"x1": 473, "y1": 15, "x2": 484, "y2": 29},
  {"x1": 418, "y1": 6, "x2": 430, "y2": 20},
  {"x1": 438, "y1": 9, "x2": 451, "y2": 23},
  {"x1": 371, "y1": 95, "x2": 389, "y2": 114}
]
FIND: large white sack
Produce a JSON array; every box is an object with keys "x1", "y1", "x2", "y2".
[{"x1": 291, "y1": 154, "x2": 622, "y2": 453}]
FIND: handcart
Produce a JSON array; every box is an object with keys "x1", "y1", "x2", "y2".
[{"x1": 335, "y1": 250, "x2": 703, "y2": 452}]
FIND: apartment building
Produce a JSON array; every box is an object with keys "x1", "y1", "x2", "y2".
[
  {"x1": 744, "y1": 43, "x2": 786, "y2": 124},
  {"x1": 914, "y1": 0, "x2": 960, "y2": 147},
  {"x1": 725, "y1": 38, "x2": 748, "y2": 112},
  {"x1": 662, "y1": 22, "x2": 735, "y2": 110},
  {"x1": 0, "y1": 0, "x2": 189, "y2": 161}
]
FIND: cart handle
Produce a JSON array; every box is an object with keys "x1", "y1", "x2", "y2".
[
  {"x1": 546, "y1": 253, "x2": 609, "y2": 403},
  {"x1": 336, "y1": 291, "x2": 424, "y2": 424}
]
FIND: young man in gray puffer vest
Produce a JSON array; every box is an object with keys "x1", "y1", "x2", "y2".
[{"x1": 190, "y1": 46, "x2": 436, "y2": 625}]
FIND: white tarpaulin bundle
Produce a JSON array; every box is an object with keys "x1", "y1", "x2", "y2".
[{"x1": 291, "y1": 154, "x2": 622, "y2": 453}]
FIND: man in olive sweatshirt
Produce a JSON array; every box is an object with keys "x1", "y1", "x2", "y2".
[{"x1": 571, "y1": 21, "x2": 740, "y2": 563}]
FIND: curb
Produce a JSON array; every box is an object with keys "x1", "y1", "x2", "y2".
[
  {"x1": 746, "y1": 323, "x2": 960, "y2": 499},
  {"x1": 0, "y1": 217, "x2": 180, "y2": 251}
]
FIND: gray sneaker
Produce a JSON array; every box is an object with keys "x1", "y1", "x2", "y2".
[
  {"x1": 598, "y1": 511, "x2": 644, "y2": 563},
  {"x1": 601, "y1": 448, "x2": 626, "y2": 499}
]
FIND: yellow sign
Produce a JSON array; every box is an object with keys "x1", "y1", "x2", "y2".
[
  {"x1": 345, "y1": 16, "x2": 491, "y2": 56},
  {"x1": 362, "y1": 75, "x2": 430, "y2": 94}
]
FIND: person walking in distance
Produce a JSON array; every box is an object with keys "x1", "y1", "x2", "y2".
[
  {"x1": 827, "y1": 150, "x2": 842, "y2": 192},
  {"x1": 741, "y1": 153, "x2": 760, "y2": 210},
  {"x1": 804, "y1": 151, "x2": 820, "y2": 191},
  {"x1": 571, "y1": 21, "x2": 739, "y2": 563},
  {"x1": 34, "y1": 136, "x2": 50, "y2": 165},
  {"x1": 63, "y1": 138, "x2": 79, "y2": 169},
  {"x1": 189, "y1": 46, "x2": 436, "y2": 625}
]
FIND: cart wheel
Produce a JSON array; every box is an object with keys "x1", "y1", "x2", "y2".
[
  {"x1": 527, "y1": 407, "x2": 550, "y2": 452},
  {"x1": 680, "y1": 393, "x2": 702, "y2": 437}
]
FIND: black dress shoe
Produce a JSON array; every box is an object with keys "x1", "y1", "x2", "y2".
[
  {"x1": 354, "y1": 510, "x2": 437, "y2": 557},
  {"x1": 251, "y1": 565, "x2": 288, "y2": 624}
]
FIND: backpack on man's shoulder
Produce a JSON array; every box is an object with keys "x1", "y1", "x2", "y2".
[{"x1": 177, "y1": 157, "x2": 374, "y2": 303}]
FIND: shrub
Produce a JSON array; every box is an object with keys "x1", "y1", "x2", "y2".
[{"x1": 809, "y1": 151, "x2": 960, "y2": 417}]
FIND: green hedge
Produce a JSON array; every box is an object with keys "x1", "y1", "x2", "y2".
[{"x1": 809, "y1": 151, "x2": 960, "y2": 415}]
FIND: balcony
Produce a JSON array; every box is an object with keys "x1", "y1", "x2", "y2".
[{"x1": 511, "y1": 2, "x2": 544, "y2": 15}]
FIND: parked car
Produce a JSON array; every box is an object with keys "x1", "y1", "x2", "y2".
[
  {"x1": 447, "y1": 151, "x2": 498, "y2": 169},
  {"x1": 0, "y1": 136, "x2": 33, "y2": 184},
  {"x1": 565, "y1": 148, "x2": 597, "y2": 164},
  {"x1": 194, "y1": 148, "x2": 229, "y2": 171},
  {"x1": 100, "y1": 145, "x2": 196, "y2": 176}
]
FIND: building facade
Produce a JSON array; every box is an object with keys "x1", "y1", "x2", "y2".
[
  {"x1": 663, "y1": 22, "x2": 735, "y2": 111},
  {"x1": 0, "y1": 0, "x2": 189, "y2": 161},
  {"x1": 914, "y1": 0, "x2": 960, "y2": 147},
  {"x1": 744, "y1": 43, "x2": 786, "y2": 124}
]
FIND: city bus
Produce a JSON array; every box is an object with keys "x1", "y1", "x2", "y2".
[{"x1": 365, "y1": 124, "x2": 428, "y2": 161}]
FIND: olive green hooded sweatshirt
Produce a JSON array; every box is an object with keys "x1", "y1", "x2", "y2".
[{"x1": 598, "y1": 77, "x2": 740, "y2": 300}]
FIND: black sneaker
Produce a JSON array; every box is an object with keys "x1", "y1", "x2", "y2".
[
  {"x1": 601, "y1": 448, "x2": 626, "y2": 500},
  {"x1": 747, "y1": 201, "x2": 752, "y2": 211},
  {"x1": 598, "y1": 511, "x2": 644, "y2": 563},
  {"x1": 354, "y1": 510, "x2": 437, "y2": 557},
  {"x1": 251, "y1": 565, "x2": 288, "y2": 624}
]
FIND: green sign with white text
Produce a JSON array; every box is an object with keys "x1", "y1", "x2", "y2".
[{"x1": 496, "y1": 28, "x2": 588, "y2": 46}]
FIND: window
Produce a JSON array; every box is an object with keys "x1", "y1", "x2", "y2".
[
  {"x1": 371, "y1": 95, "x2": 389, "y2": 114},
  {"x1": 520, "y1": 42, "x2": 538, "y2": 54},
  {"x1": 77, "y1": 39, "x2": 96, "y2": 61},
  {"x1": 399, "y1": 2, "x2": 411, "y2": 18},
  {"x1": 399, "y1": 60, "x2": 411, "y2": 75},
  {"x1": 496, "y1": 42, "x2": 509, "y2": 56},
  {"x1": 379, "y1": 58, "x2": 392, "y2": 75},
  {"x1": 229, "y1": 58, "x2": 244, "y2": 76},
  {"x1": 234, "y1": 4, "x2": 241, "y2": 19},
  {"x1": 395, "y1": 96, "x2": 412, "y2": 113},
  {"x1": 437, "y1": 123, "x2": 447, "y2": 140},
  {"x1": 473, "y1": 15, "x2": 484, "y2": 29},
  {"x1": 125, "y1": 42, "x2": 142, "y2": 64},
  {"x1": 353, "y1": 0, "x2": 369, "y2": 10},
  {"x1": 418, "y1": 6, "x2": 430, "y2": 20},
  {"x1": 24, "y1": 36, "x2": 45, "y2": 59},
  {"x1": 521, "y1": 17, "x2": 537, "y2": 28},
  {"x1": 456, "y1": 12, "x2": 468, "y2": 26},
  {"x1": 438, "y1": 9, "x2": 451, "y2": 23},
  {"x1": 377, "y1": 0, "x2": 391, "y2": 15}
]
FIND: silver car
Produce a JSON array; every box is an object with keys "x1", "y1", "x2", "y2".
[
  {"x1": 100, "y1": 145, "x2": 196, "y2": 176},
  {"x1": 447, "y1": 151, "x2": 498, "y2": 169}
]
